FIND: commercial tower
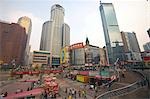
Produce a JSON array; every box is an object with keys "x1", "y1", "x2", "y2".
[
  {"x1": 121, "y1": 31, "x2": 142, "y2": 61},
  {"x1": 40, "y1": 4, "x2": 70, "y2": 66},
  {"x1": 18, "y1": 16, "x2": 32, "y2": 65},
  {"x1": 143, "y1": 42, "x2": 150, "y2": 51},
  {"x1": 0, "y1": 22, "x2": 27, "y2": 65},
  {"x1": 50, "y1": 4, "x2": 70, "y2": 56},
  {"x1": 99, "y1": 3, "x2": 125, "y2": 64},
  {"x1": 40, "y1": 21, "x2": 52, "y2": 51}
]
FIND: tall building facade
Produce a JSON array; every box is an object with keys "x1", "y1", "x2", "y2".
[
  {"x1": 62, "y1": 23, "x2": 70, "y2": 47},
  {"x1": 50, "y1": 4, "x2": 65, "y2": 57},
  {"x1": 0, "y1": 22, "x2": 27, "y2": 65},
  {"x1": 40, "y1": 21, "x2": 52, "y2": 51},
  {"x1": 99, "y1": 3, "x2": 125, "y2": 64},
  {"x1": 121, "y1": 31, "x2": 142, "y2": 61},
  {"x1": 40, "y1": 4, "x2": 70, "y2": 66},
  {"x1": 143, "y1": 42, "x2": 150, "y2": 51},
  {"x1": 18, "y1": 16, "x2": 32, "y2": 65}
]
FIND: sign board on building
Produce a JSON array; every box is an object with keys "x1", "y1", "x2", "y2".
[{"x1": 69, "y1": 42, "x2": 84, "y2": 50}]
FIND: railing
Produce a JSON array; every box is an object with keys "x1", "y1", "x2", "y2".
[
  {"x1": 96, "y1": 70, "x2": 148, "y2": 99},
  {"x1": 96, "y1": 79, "x2": 147, "y2": 99}
]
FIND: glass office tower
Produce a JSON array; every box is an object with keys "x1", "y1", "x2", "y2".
[{"x1": 99, "y1": 3, "x2": 125, "y2": 64}]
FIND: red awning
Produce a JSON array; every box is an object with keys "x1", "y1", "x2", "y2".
[{"x1": 5, "y1": 88, "x2": 44, "y2": 99}]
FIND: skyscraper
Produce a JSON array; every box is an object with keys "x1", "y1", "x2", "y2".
[
  {"x1": 99, "y1": 3, "x2": 125, "y2": 64},
  {"x1": 18, "y1": 16, "x2": 32, "y2": 65},
  {"x1": 62, "y1": 23, "x2": 70, "y2": 47},
  {"x1": 143, "y1": 42, "x2": 150, "y2": 51},
  {"x1": 0, "y1": 21, "x2": 27, "y2": 65},
  {"x1": 121, "y1": 31, "x2": 142, "y2": 61},
  {"x1": 40, "y1": 21, "x2": 52, "y2": 51},
  {"x1": 40, "y1": 4, "x2": 70, "y2": 66},
  {"x1": 50, "y1": 4, "x2": 65, "y2": 57}
]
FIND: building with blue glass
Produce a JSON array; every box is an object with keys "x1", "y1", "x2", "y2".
[{"x1": 99, "y1": 3, "x2": 125, "y2": 64}]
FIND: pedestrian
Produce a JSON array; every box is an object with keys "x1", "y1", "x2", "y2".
[
  {"x1": 1, "y1": 93, "x2": 4, "y2": 97},
  {"x1": 95, "y1": 86, "x2": 98, "y2": 93},
  {"x1": 78, "y1": 90, "x2": 81, "y2": 97},
  {"x1": 27, "y1": 87, "x2": 30, "y2": 91},
  {"x1": 74, "y1": 90, "x2": 76, "y2": 99},
  {"x1": 71, "y1": 89, "x2": 75, "y2": 97},
  {"x1": 82, "y1": 90, "x2": 86, "y2": 99},
  {"x1": 69, "y1": 89, "x2": 72, "y2": 95},
  {"x1": 65, "y1": 88, "x2": 67, "y2": 94},
  {"x1": 68, "y1": 95, "x2": 72, "y2": 99},
  {"x1": 44, "y1": 91, "x2": 47, "y2": 99},
  {"x1": 4, "y1": 92, "x2": 7, "y2": 97}
]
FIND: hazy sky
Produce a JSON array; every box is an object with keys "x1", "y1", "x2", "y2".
[{"x1": 0, "y1": 0, "x2": 149, "y2": 51}]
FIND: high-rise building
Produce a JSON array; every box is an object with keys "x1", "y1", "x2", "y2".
[
  {"x1": 99, "y1": 3, "x2": 125, "y2": 64},
  {"x1": 62, "y1": 23, "x2": 70, "y2": 47},
  {"x1": 0, "y1": 21, "x2": 27, "y2": 65},
  {"x1": 121, "y1": 31, "x2": 142, "y2": 61},
  {"x1": 50, "y1": 4, "x2": 65, "y2": 57},
  {"x1": 143, "y1": 42, "x2": 150, "y2": 51},
  {"x1": 40, "y1": 4, "x2": 70, "y2": 66},
  {"x1": 18, "y1": 16, "x2": 32, "y2": 65},
  {"x1": 40, "y1": 21, "x2": 52, "y2": 51}
]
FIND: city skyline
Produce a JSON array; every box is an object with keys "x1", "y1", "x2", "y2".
[{"x1": 0, "y1": 0, "x2": 149, "y2": 51}]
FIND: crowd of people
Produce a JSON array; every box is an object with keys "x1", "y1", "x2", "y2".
[{"x1": 64, "y1": 88, "x2": 87, "y2": 99}]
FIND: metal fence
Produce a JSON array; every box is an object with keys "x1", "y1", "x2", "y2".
[
  {"x1": 96, "y1": 79, "x2": 147, "y2": 99},
  {"x1": 96, "y1": 70, "x2": 148, "y2": 99}
]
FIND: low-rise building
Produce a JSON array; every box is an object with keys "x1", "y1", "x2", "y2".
[
  {"x1": 67, "y1": 37, "x2": 101, "y2": 66},
  {"x1": 32, "y1": 50, "x2": 50, "y2": 68}
]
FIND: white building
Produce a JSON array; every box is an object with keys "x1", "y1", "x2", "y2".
[
  {"x1": 18, "y1": 16, "x2": 32, "y2": 65},
  {"x1": 40, "y1": 4, "x2": 70, "y2": 66},
  {"x1": 50, "y1": 4, "x2": 65, "y2": 57},
  {"x1": 62, "y1": 23, "x2": 70, "y2": 47},
  {"x1": 32, "y1": 50, "x2": 50, "y2": 68},
  {"x1": 40, "y1": 21, "x2": 53, "y2": 51}
]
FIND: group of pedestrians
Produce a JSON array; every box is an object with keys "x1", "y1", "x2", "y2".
[
  {"x1": 65, "y1": 88, "x2": 87, "y2": 99},
  {"x1": 42, "y1": 90, "x2": 58, "y2": 99},
  {"x1": 0, "y1": 92, "x2": 7, "y2": 97}
]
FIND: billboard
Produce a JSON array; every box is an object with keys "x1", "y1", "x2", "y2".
[
  {"x1": 60, "y1": 46, "x2": 69, "y2": 64},
  {"x1": 69, "y1": 42, "x2": 84, "y2": 50}
]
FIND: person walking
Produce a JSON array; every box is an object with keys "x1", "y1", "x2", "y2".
[
  {"x1": 71, "y1": 89, "x2": 75, "y2": 97},
  {"x1": 68, "y1": 95, "x2": 72, "y2": 99},
  {"x1": 78, "y1": 90, "x2": 81, "y2": 97},
  {"x1": 82, "y1": 90, "x2": 86, "y2": 99},
  {"x1": 65, "y1": 88, "x2": 68, "y2": 94},
  {"x1": 74, "y1": 90, "x2": 76, "y2": 99}
]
